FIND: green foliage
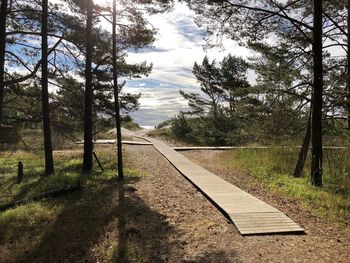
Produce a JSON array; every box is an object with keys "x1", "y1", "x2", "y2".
[
  {"x1": 174, "y1": 55, "x2": 252, "y2": 145},
  {"x1": 121, "y1": 116, "x2": 141, "y2": 131},
  {"x1": 170, "y1": 110, "x2": 242, "y2": 146},
  {"x1": 2, "y1": 0, "x2": 158, "y2": 147},
  {"x1": 147, "y1": 127, "x2": 172, "y2": 138},
  {"x1": 324, "y1": 149, "x2": 350, "y2": 193},
  {"x1": 171, "y1": 112, "x2": 193, "y2": 141},
  {"x1": 155, "y1": 119, "x2": 173, "y2": 129}
]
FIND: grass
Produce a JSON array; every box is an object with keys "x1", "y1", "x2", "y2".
[
  {"x1": 219, "y1": 147, "x2": 350, "y2": 229},
  {"x1": 0, "y1": 147, "x2": 142, "y2": 204},
  {"x1": 122, "y1": 120, "x2": 142, "y2": 131},
  {"x1": 147, "y1": 127, "x2": 172, "y2": 138},
  {"x1": 0, "y1": 152, "x2": 80, "y2": 204},
  {"x1": 0, "y1": 146, "x2": 145, "y2": 262}
]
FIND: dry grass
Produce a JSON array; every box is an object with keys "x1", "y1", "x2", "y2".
[{"x1": 218, "y1": 148, "x2": 350, "y2": 229}]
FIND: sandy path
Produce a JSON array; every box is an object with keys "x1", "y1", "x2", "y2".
[{"x1": 124, "y1": 145, "x2": 350, "y2": 262}]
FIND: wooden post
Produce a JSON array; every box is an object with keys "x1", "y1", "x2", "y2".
[{"x1": 17, "y1": 161, "x2": 23, "y2": 184}]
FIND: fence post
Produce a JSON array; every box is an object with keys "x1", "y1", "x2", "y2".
[{"x1": 17, "y1": 161, "x2": 23, "y2": 184}]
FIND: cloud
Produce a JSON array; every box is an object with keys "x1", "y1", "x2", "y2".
[
  {"x1": 124, "y1": 78, "x2": 197, "y2": 126},
  {"x1": 123, "y1": 2, "x2": 254, "y2": 126},
  {"x1": 136, "y1": 47, "x2": 172, "y2": 53}
]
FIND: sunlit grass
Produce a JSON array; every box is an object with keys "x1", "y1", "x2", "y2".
[
  {"x1": 0, "y1": 147, "x2": 143, "y2": 248},
  {"x1": 0, "y1": 203, "x2": 56, "y2": 243},
  {"x1": 0, "y1": 152, "x2": 81, "y2": 204},
  {"x1": 220, "y1": 147, "x2": 350, "y2": 229}
]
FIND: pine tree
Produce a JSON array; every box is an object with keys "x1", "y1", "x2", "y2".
[
  {"x1": 113, "y1": 0, "x2": 123, "y2": 179},
  {"x1": 0, "y1": 0, "x2": 8, "y2": 138},
  {"x1": 185, "y1": 0, "x2": 325, "y2": 186},
  {"x1": 82, "y1": 0, "x2": 94, "y2": 173},
  {"x1": 311, "y1": 0, "x2": 323, "y2": 186},
  {"x1": 41, "y1": 0, "x2": 54, "y2": 175}
]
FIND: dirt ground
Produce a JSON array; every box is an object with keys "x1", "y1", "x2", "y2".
[
  {"x1": 1, "y1": 143, "x2": 349, "y2": 262},
  {"x1": 122, "y1": 145, "x2": 350, "y2": 263}
]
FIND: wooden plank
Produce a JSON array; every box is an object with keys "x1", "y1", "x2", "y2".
[
  {"x1": 240, "y1": 227, "x2": 304, "y2": 235},
  {"x1": 172, "y1": 146, "x2": 270, "y2": 151},
  {"x1": 238, "y1": 225, "x2": 304, "y2": 231},
  {"x1": 144, "y1": 137, "x2": 304, "y2": 236},
  {"x1": 75, "y1": 140, "x2": 152, "y2": 145},
  {"x1": 230, "y1": 213, "x2": 290, "y2": 218},
  {"x1": 173, "y1": 146, "x2": 350, "y2": 151}
]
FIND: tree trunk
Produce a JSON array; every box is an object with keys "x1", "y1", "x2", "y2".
[
  {"x1": 229, "y1": 94, "x2": 235, "y2": 116},
  {"x1": 41, "y1": 0, "x2": 54, "y2": 175},
  {"x1": 82, "y1": 1, "x2": 94, "y2": 173},
  {"x1": 311, "y1": 0, "x2": 323, "y2": 186},
  {"x1": 293, "y1": 108, "x2": 312, "y2": 178},
  {"x1": 113, "y1": 0, "x2": 124, "y2": 179},
  {"x1": 0, "y1": 0, "x2": 8, "y2": 139},
  {"x1": 347, "y1": 0, "x2": 350, "y2": 130}
]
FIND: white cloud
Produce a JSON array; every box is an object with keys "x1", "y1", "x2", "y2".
[
  {"x1": 124, "y1": 82, "x2": 193, "y2": 126},
  {"x1": 121, "y1": 2, "x2": 255, "y2": 126}
]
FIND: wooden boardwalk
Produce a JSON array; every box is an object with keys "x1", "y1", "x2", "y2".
[
  {"x1": 173, "y1": 146, "x2": 349, "y2": 150},
  {"x1": 76, "y1": 140, "x2": 152, "y2": 145},
  {"x1": 172, "y1": 146, "x2": 267, "y2": 151},
  {"x1": 145, "y1": 137, "x2": 304, "y2": 235}
]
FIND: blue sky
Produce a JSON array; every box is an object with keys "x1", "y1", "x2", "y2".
[
  {"x1": 10, "y1": 0, "x2": 346, "y2": 128},
  {"x1": 120, "y1": 1, "x2": 346, "y2": 127},
  {"x1": 8, "y1": 0, "x2": 254, "y2": 128},
  {"x1": 122, "y1": 2, "x2": 253, "y2": 127}
]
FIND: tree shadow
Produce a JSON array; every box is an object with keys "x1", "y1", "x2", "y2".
[
  {"x1": 7, "y1": 175, "x2": 242, "y2": 262},
  {"x1": 115, "y1": 180, "x2": 127, "y2": 262},
  {"x1": 10, "y1": 177, "x2": 179, "y2": 262},
  {"x1": 6, "y1": 162, "x2": 82, "y2": 204},
  {"x1": 184, "y1": 251, "x2": 242, "y2": 263},
  {"x1": 111, "y1": 180, "x2": 181, "y2": 262}
]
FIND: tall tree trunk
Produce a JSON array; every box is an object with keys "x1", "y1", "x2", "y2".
[
  {"x1": 41, "y1": 0, "x2": 54, "y2": 175},
  {"x1": 82, "y1": 1, "x2": 94, "y2": 173},
  {"x1": 311, "y1": 0, "x2": 323, "y2": 186},
  {"x1": 0, "y1": 0, "x2": 8, "y2": 140},
  {"x1": 347, "y1": 0, "x2": 350, "y2": 130},
  {"x1": 293, "y1": 107, "x2": 312, "y2": 178},
  {"x1": 113, "y1": 0, "x2": 123, "y2": 179}
]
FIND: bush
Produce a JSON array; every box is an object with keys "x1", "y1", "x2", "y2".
[
  {"x1": 120, "y1": 116, "x2": 141, "y2": 131},
  {"x1": 171, "y1": 112, "x2": 193, "y2": 141},
  {"x1": 171, "y1": 110, "x2": 239, "y2": 146}
]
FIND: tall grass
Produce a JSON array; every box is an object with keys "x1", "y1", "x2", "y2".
[{"x1": 221, "y1": 147, "x2": 350, "y2": 228}]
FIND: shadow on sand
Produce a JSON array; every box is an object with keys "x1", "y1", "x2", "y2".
[{"x1": 9, "y1": 175, "x2": 240, "y2": 263}]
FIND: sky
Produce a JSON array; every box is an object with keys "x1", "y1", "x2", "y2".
[
  {"x1": 112, "y1": 1, "x2": 345, "y2": 128},
  {"x1": 9, "y1": 0, "x2": 346, "y2": 128},
  {"x1": 118, "y1": 2, "x2": 253, "y2": 128},
  {"x1": 8, "y1": 0, "x2": 252, "y2": 128}
]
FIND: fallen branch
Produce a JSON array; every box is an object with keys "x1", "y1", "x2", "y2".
[{"x1": 0, "y1": 184, "x2": 81, "y2": 212}]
